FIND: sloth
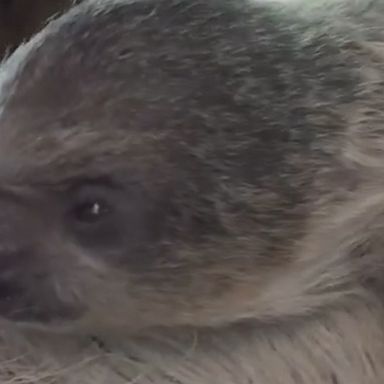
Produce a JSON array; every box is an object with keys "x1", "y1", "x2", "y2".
[{"x1": 0, "y1": 0, "x2": 384, "y2": 383}]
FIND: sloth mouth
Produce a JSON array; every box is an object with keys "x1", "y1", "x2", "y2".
[
  {"x1": 4, "y1": 306, "x2": 86, "y2": 335},
  {"x1": 6, "y1": 304, "x2": 82, "y2": 324},
  {"x1": 0, "y1": 281, "x2": 84, "y2": 331}
]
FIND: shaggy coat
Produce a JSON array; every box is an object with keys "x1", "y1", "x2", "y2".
[{"x1": 0, "y1": 0, "x2": 383, "y2": 383}]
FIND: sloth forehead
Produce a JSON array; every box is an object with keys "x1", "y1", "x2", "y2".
[{"x1": 0, "y1": 8, "x2": 168, "y2": 184}]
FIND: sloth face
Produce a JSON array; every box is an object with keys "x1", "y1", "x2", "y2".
[
  {"x1": 0, "y1": 156, "x2": 287, "y2": 333},
  {"x1": 0, "y1": 0, "x2": 347, "y2": 333}
]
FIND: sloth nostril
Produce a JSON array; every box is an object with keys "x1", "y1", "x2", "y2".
[{"x1": 0, "y1": 250, "x2": 36, "y2": 315}]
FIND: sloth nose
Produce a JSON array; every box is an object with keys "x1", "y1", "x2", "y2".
[
  {"x1": 0, "y1": 247, "x2": 56, "y2": 323},
  {"x1": 0, "y1": 248, "x2": 33, "y2": 317},
  {"x1": 0, "y1": 277, "x2": 24, "y2": 315},
  {"x1": 0, "y1": 194, "x2": 41, "y2": 318},
  {"x1": 0, "y1": 196, "x2": 80, "y2": 324},
  {"x1": 0, "y1": 190, "x2": 42, "y2": 256},
  {"x1": 0, "y1": 246, "x2": 30, "y2": 280},
  {"x1": 0, "y1": 217, "x2": 36, "y2": 281}
]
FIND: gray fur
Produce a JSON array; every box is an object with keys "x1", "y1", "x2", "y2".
[{"x1": 0, "y1": 0, "x2": 383, "y2": 382}]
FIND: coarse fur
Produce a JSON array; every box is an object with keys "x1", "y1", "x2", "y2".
[{"x1": 0, "y1": 0, "x2": 384, "y2": 382}]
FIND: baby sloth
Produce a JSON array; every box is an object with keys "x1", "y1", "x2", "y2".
[{"x1": 1, "y1": 0, "x2": 384, "y2": 382}]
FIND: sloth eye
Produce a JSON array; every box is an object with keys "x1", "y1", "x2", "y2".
[
  {"x1": 64, "y1": 181, "x2": 130, "y2": 250},
  {"x1": 67, "y1": 182, "x2": 116, "y2": 225},
  {"x1": 72, "y1": 199, "x2": 111, "y2": 224}
]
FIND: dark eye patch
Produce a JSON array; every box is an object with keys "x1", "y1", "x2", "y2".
[
  {"x1": 70, "y1": 198, "x2": 112, "y2": 225},
  {"x1": 62, "y1": 179, "x2": 123, "y2": 240},
  {"x1": 60, "y1": 177, "x2": 168, "y2": 269},
  {"x1": 68, "y1": 185, "x2": 114, "y2": 225}
]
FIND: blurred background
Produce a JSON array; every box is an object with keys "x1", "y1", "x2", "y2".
[{"x1": 0, "y1": 0, "x2": 78, "y2": 58}]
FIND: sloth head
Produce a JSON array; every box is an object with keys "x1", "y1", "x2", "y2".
[{"x1": 0, "y1": 0, "x2": 360, "y2": 333}]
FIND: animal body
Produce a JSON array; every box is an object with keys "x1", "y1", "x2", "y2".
[{"x1": 0, "y1": 0, "x2": 384, "y2": 383}]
